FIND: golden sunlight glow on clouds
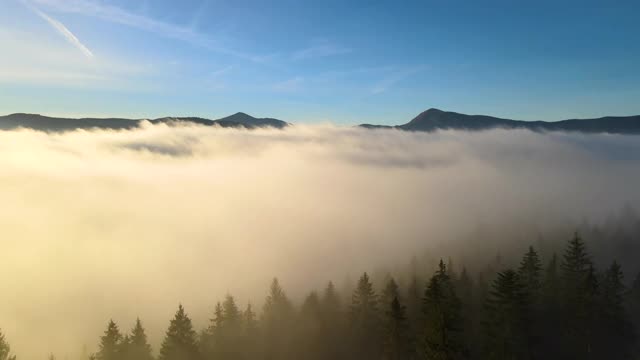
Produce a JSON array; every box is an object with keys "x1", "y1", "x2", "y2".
[{"x1": 1, "y1": 124, "x2": 639, "y2": 359}]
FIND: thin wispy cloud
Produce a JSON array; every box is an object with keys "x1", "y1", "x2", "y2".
[
  {"x1": 27, "y1": 3, "x2": 94, "y2": 58},
  {"x1": 29, "y1": 0, "x2": 265, "y2": 62},
  {"x1": 292, "y1": 40, "x2": 352, "y2": 61},
  {"x1": 371, "y1": 65, "x2": 428, "y2": 94}
]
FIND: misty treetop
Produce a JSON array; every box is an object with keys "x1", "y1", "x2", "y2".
[{"x1": 3, "y1": 233, "x2": 640, "y2": 360}]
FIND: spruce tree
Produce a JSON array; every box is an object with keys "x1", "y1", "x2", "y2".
[
  {"x1": 320, "y1": 282, "x2": 346, "y2": 360},
  {"x1": 483, "y1": 269, "x2": 530, "y2": 360},
  {"x1": 295, "y1": 292, "x2": 323, "y2": 360},
  {"x1": 381, "y1": 277, "x2": 400, "y2": 311},
  {"x1": 242, "y1": 303, "x2": 259, "y2": 360},
  {"x1": 221, "y1": 295, "x2": 243, "y2": 358},
  {"x1": 0, "y1": 330, "x2": 16, "y2": 360},
  {"x1": 561, "y1": 233, "x2": 595, "y2": 358},
  {"x1": 124, "y1": 318, "x2": 154, "y2": 360},
  {"x1": 422, "y1": 260, "x2": 464, "y2": 360},
  {"x1": 518, "y1": 246, "x2": 542, "y2": 300},
  {"x1": 96, "y1": 320, "x2": 122, "y2": 360},
  {"x1": 261, "y1": 278, "x2": 294, "y2": 360},
  {"x1": 159, "y1": 304, "x2": 200, "y2": 360},
  {"x1": 598, "y1": 261, "x2": 633, "y2": 359},
  {"x1": 382, "y1": 296, "x2": 412, "y2": 360},
  {"x1": 349, "y1": 272, "x2": 381, "y2": 359}
]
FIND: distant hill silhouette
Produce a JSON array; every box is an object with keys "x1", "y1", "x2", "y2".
[
  {"x1": 360, "y1": 108, "x2": 640, "y2": 134},
  {"x1": 2, "y1": 109, "x2": 639, "y2": 134},
  {"x1": 0, "y1": 112, "x2": 289, "y2": 132}
]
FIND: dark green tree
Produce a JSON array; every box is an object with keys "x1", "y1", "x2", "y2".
[
  {"x1": 96, "y1": 320, "x2": 122, "y2": 360},
  {"x1": 295, "y1": 292, "x2": 324, "y2": 360},
  {"x1": 349, "y1": 272, "x2": 381, "y2": 359},
  {"x1": 561, "y1": 233, "x2": 597, "y2": 358},
  {"x1": 158, "y1": 305, "x2": 200, "y2": 360},
  {"x1": 518, "y1": 246, "x2": 542, "y2": 300},
  {"x1": 242, "y1": 303, "x2": 259, "y2": 360},
  {"x1": 597, "y1": 261, "x2": 633, "y2": 359},
  {"x1": 124, "y1": 318, "x2": 154, "y2": 360},
  {"x1": 381, "y1": 277, "x2": 400, "y2": 311},
  {"x1": 422, "y1": 260, "x2": 464, "y2": 360},
  {"x1": 261, "y1": 278, "x2": 295, "y2": 360},
  {"x1": 483, "y1": 269, "x2": 530, "y2": 360},
  {"x1": 382, "y1": 296, "x2": 412, "y2": 360},
  {"x1": 320, "y1": 282, "x2": 347, "y2": 360}
]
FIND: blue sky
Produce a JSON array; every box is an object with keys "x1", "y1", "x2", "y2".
[{"x1": 1, "y1": 0, "x2": 639, "y2": 124}]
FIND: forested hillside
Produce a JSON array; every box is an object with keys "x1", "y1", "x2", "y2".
[{"x1": 2, "y1": 233, "x2": 638, "y2": 360}]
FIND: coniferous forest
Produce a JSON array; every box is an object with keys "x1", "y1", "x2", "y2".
[{"x1": 1, "y1": 232, "x2": 639, "y2": 360}]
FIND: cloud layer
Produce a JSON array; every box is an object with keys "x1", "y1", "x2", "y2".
[{"x1": 1, "y1": 124, "x2": 639, "y2": 359}]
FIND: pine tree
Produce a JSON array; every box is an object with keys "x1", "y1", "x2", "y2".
[
  {"x1": 96, "y1": 320, "x2": 122, "y2": 360},
  {"x1": 0, "y1": 330, "x2": 16, "y2": 360},
  {"x1": 124, "y1": 318, "x2": 154, "y2": 360},
  {"x1": 159, "y1": 304, "x2": 200, "y2": 360},
  {"x1": 597, "y1": 261, "x2": 633, "y2": 359},
  {"x1": 349, "y1": 272, "x2": 381, "y2": 359},
  {"x1": 518, "y1": 246, "x2": 542, "y2": 300},
  {"x1": 320, "y1": 282, "x2": 346, "y2": 360},
  {"x1": 483, "y1": 269, "x2": 530, "y2": 360},
  {"x1": 295, "y1": 291, "x2": 323, "y2": 360},
  {"x1": 242, "y1": 303, "x2": 259, "y2": 360},
  {"x1": 561, "y1": 233, "x2": 596, "y2": 358},
  {"x1": 422, "y1": 260, "x2": 464, "y2": 360},
  {"x1": 200, "y1": 303, "x2": 223, "y2": 359},
  {"x1": 261, "y1": 278, "x2": 294, "y2": 360},
  {"x1": 382, "y1": 296, "x2": 412, "y2": 360},
  {"x1": 221, "y1": 295, "x2": 243, "y2": 358},
  {"x1": 381, "y1": 277, "x2": 400, "y2": 311}
]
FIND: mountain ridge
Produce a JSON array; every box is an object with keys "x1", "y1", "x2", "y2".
[
  {"x1": 0, "y1": 112, "x2": 289, "y2": 132},
  {"x1": 2, "y1": 109, "x2": 640, "y2": 134},
  {"x1": 360, "y1": 108, "x2": 640, "y2": 134}
]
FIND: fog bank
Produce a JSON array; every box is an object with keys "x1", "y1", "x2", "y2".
[{"x1": 1, "y1": 123, "x2": 639, "y2": 359}]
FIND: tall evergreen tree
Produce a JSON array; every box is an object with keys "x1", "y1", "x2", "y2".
[
  {"x1": 320, "y1": 282, "x2": 347, "y2": 360},
  {"x1": 96, "y1": 320, "x2": 122, "y2": 360},
  {"x1": 382, "y1": 296, "x2": 412, "y2": 360},
  {"x1": 295, "y1": 292, "x2": 324, "y2": 360},
  {"x1": 215, "y1": 295, "x2": 244, "y2": 359},
  {"x1": 597, "y1": 261, "x2": 633, "y2": 359},
  {"x1": 200, "y1": 302, "x2": 223, "y2": 359},
  {"x1": 381, "y1": 277, "x2": 400, "y2": 311},
  {"x1": 483, "y1": 269, "x2": 530, "y2": 360},
  {"x1": 242, "y1": 303, "x2": 259, "y2": 360},
  {"x1": 0, "y1": 330, "x2": 16, "y2": 360},
  {"x1": 349, "y1": 272, "x2": 381, "y2": 359},
  {"x1": 159, "y1": 305, "x2": 200, "y2": 360},
  {"x1": 518, "y1": 246, "x2": 542, "y2": 300},
  {"x1": 422, "y1": 260, "x2": 464, "y2": 360},
  {"x1": 561, "y1": 233, "x2": 596, "y2": 358},
  {"x1": 261, "y1": 278, "x2": 295, "y2": 360},
  {"x1": 124, "y1": 318, "x2": 154, "y2": 360}
]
